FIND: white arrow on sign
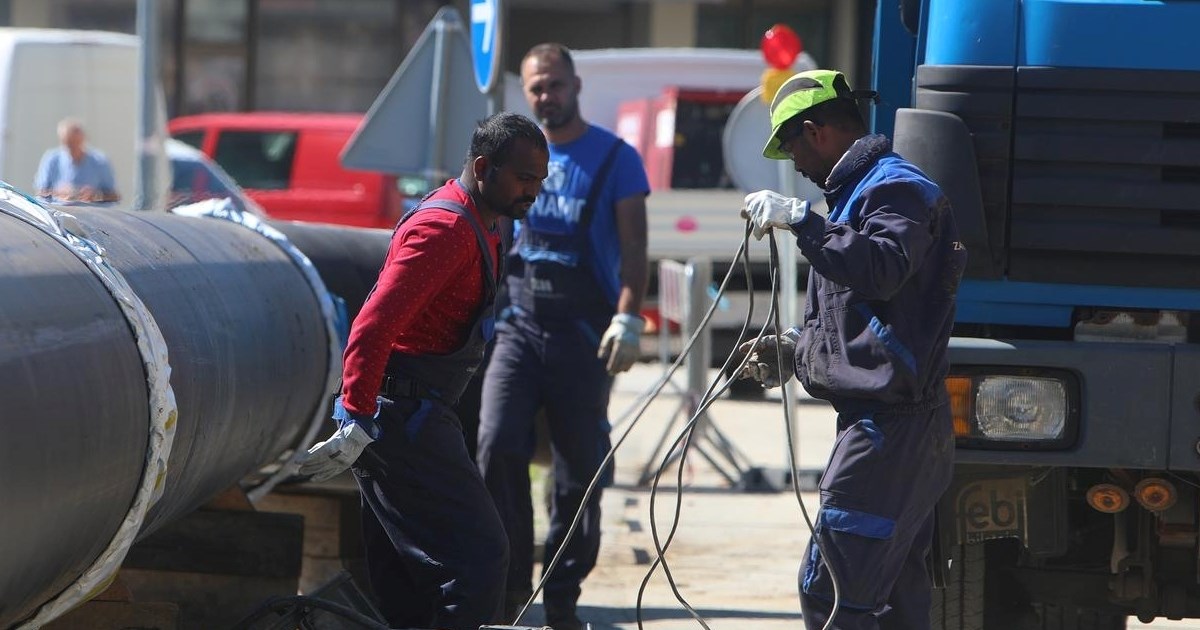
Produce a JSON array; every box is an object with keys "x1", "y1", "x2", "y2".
[{"x1": 471, "y1": 0, "x2": 495, "y2": 54}]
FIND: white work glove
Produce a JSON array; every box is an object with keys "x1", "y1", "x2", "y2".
[
  {"x1": 296, "y1": 396, "x2": 380, "y2": 482},
  {"x1": 736, "y1": 329, "x2": 801, "y2": 388},
  {"x1": 740, "y1": 190, "x2": 809, "y2": 240},
  {"x1": 598, "y1": 313, "x2": 644, "y2": 375}
]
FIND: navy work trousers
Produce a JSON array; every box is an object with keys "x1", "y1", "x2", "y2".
[
  {"x1": 800, "y1": 402, "x2": 954, "y2": 630},
  {"x1": 476, "y1": 315, "x2": 614, "y2": 611},
  {"x1": 352, "y1": 397, "x2": 509, "y2": 630}
]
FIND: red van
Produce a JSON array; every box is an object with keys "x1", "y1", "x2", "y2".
[{"x1": 167, "y1": 112, "x2": 405, "y2": 229}]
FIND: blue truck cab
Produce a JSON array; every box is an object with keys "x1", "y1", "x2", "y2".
[{"x1": 875, "y1": 0, "x2": 1200, "y2": 626}]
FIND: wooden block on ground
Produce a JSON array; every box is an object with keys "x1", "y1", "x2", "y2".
[
  {"x1": 124, "y1": 509, "x2": 303, "y2": 578},
  {"x1": 117, "y1": 508, "x2": 305, "y2": 630},
  {"x1": 119, "y1": 570, "x2": 292, "y2": 630},
  {"x1": 42, "y1": 600, "x2": 178, "y2": 630},
  {"x1": 257, "y1": 488, "x2": 369, "y2": 595}
]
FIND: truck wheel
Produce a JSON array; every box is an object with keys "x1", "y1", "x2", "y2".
[
  {"x1": 930, "y1": 542, "x2": 1035, "y2": 629},
  {"x1": 931, "y1": 543, "x2": 1127, "y2": 630},
  {"x1": 931, "y1": 543, "x2": 985, "y2": 630}
]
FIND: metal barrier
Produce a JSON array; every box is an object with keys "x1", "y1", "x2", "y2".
[{"x1": 636, "y1": 257, "x2": 754, "y2": 487}]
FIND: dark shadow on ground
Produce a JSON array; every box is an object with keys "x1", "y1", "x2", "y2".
[
  {"x1": 506, "y1": 603, "x2": 802, "y2": 629},
  {"x1": 609, "y1": 467, "x2": 824, "y2": 495}
]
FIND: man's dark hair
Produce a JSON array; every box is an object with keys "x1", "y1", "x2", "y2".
[
  {"x1": 522, "y1": 42, "x2": 575, "y2": 76},
  {"x1": 468, "y1": 112, "x2": 547, "y2": 167},
  {"x1": 799, "y1": 97, "x2": 867, "y2": 133}
]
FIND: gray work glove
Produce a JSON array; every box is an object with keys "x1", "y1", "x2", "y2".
[
  {"x1": 736, "y1": 329, "x2": 801, "y2": 388},
  {"x1": 296, "y1": 396, "x2": 381, "y2": 482},
  {"x1": 740, "y1": 190, "x2": 809, "y2": 240},
  {"x1": 598, "y1": 313, "x2": 644, "y2": 375}
]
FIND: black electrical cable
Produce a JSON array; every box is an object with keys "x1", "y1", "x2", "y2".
[
  {"x1": 635, "y1": 222, "x2": 773, "y2": 629},
  {"x1": 513, "y1": 236, "x2": 745, "y2": 625},
  {"x1": 765, "y1": 230, "x2": 841, "y2": 630},
  {"x1": 636, "y1": 226, "x2": 843, "y2": 630},
  {"x1": 510, "y1": 235, "x2": 754, "y2": 627},
  {"x1": 515, "y1": 219, "x2": 845, "y2": 630}
]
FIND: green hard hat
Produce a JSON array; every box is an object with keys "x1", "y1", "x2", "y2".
[{"x1": 762, "y1": 69, "x2": 854, "y2": 160}]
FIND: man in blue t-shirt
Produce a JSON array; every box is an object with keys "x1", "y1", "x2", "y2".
[
  {"x1": 476, "y1": 42, "x2": 649, "y2": 630},
  {"x1": 34, "y1": 118, "x2": 120, "y2": 204}
]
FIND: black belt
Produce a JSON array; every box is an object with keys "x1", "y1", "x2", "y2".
[{"x1": 379, "y1": 375, "x2": 442, "y2": 401}]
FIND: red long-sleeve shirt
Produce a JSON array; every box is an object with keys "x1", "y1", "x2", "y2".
[{"x1": 340, "y1": 181, "x2": 499, "y2": 415}]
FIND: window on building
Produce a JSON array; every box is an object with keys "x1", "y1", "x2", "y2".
[
  {"x1": 182, "y1": 0, "x2": 247, "y2": 113},
  {"x1": 255, "y1": 0, "x2": 407, "y2": 112}
]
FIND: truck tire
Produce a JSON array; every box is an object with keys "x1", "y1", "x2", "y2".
[
  {"x1": 931, "y1": 543, "x2": 985, "y2": 630},
  {"x1": 931, "y1": 543, "x2": 1127, "y2": 630}
]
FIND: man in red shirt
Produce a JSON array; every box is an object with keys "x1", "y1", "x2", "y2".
[{"x1": 298, "y1": 112, "x2": 549, "y2": 630}]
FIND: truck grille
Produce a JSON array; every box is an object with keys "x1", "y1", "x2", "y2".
[{"x1": 917, "y1": 65, "x2": 1200, "y2": 289}]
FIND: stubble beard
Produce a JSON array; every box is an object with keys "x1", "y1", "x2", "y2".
[{"x1": 538, "y1": 99, "x2": 579, "y2": 131}]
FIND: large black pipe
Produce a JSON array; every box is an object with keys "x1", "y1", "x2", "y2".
[
  {"x1": 267, "y1": 220, "x2": 391, "y2": 325},
  {"x1": 0, "y1": 208, "x2": 150, "y2": 628},
  {"x1": 236, "y1": 220, "x2": 391, "y2": 498},
  {"x1": 0, "y1": 201, "x2": 343, "y2": 627}
]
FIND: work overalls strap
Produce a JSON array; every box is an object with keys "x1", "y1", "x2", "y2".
[
  {"x1": 509, "y1": 139, "x2": 623, "y2": 321},
  {"x1": 381, "y1": 181, "x2": 501, "y2": 405}
]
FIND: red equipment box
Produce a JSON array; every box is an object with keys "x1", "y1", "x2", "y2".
[{"x1": 632, "y1": 87, "x2": 748, "y2": 191}]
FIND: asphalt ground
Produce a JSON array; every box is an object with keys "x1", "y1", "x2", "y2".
[{"x1": 508, "y1": 362, "x2": 1200, "y2": 630}]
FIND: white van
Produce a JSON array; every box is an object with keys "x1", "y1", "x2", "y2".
[
  {"x1": 504, "y1": 48, "x2": 819, "y2": 385},
  {"x1": 0, "y1": 28, "x2": 168, "y2": 209},
  {"x1": 505, "y1": 47, "x2": 816, "y2": 132}
]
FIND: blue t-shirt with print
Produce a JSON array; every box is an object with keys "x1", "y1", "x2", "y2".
[{"x1": 515, "y1": 124, "x2": 649, "y2": 307}]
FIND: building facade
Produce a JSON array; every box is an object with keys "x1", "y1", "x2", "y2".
[{"x1": 0, "y1": 0, "x2": 870, "y2": 118}]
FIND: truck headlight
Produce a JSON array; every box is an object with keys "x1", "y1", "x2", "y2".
[
  {"x1": 976, "y1": 376, "x2": 1066, "y2": 440},
  {"x1": 946, "y1": 370, "x2": 1078, "y2": 449}
]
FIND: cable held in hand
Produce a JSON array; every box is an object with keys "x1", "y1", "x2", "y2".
[
  {"x1": 740, "y1": 190, "x2": 809, "y2": 240},
  {"x1": 737, "y1": 327, "x2": 801, "y2": 388}
]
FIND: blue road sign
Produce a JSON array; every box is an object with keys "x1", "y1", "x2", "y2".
[{"x1": 469, "y1": 0, "x2": 502, "y2": 93}]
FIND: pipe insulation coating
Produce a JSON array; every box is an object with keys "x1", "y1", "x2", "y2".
[
  {"x1": 266, "y1": 220, "x2": 392, "y2": 326},
  {"x1": 0, "y1": 196, "x2": 333, "y2": 628},
  {"x1": 0, "y1": 206, "x2": 151, "y2": 628}
]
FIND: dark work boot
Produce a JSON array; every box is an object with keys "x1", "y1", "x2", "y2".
[{"x1": 543, "y1": 598, "x2": 583, "y2": 630}]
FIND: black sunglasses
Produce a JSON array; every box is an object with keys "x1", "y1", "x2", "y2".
[{"x1": 775, "y1": 121, "x2": 806, "y2": 150}]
